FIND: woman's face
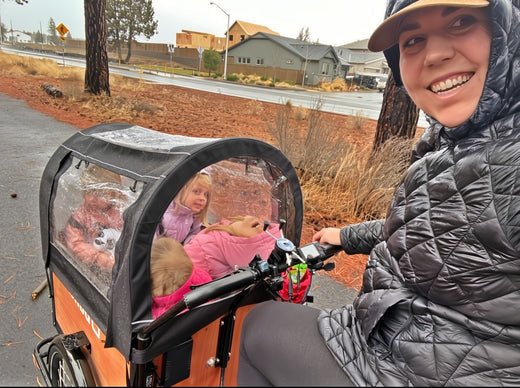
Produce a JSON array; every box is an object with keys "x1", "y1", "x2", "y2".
[{"x1": 398, "y1": 6, "x2": 491, "y2": 128}]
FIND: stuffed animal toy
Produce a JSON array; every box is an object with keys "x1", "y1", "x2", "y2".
[{"x1": 93, "y1": 228, "x2": 121, "y2": 256}]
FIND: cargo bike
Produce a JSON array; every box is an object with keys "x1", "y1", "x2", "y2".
[{"x1": 33, "y1": 122, "x2": 339, "y2": 386}]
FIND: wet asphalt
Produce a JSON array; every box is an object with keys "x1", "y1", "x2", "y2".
[{"x1": 0, "y1": 92, "x2": 357, "y2": 386}]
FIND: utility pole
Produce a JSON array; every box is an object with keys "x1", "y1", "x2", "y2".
[
  {"x1": 210, "y1": 2, "x2": 230, "y2": 80},
  {"x1": 40, "y1": 21, "x2": 44, "y2": 50},
  {"x1": 301, "y1": 44, "x2": 309, "y2": 87},
  {"x1": 0, "y1": 2, "x2": 3, "y2": 45}
]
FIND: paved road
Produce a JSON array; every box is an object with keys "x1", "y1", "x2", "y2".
[
  {"x1": 0, "y1": 93, "x2": 79, "y2": 386},
  {"x1": 1, "y1": 45, "x2": 429, "y2": 127},
  {"x1": 0, "y1": 92, "x2": 356, "y2": 386}
]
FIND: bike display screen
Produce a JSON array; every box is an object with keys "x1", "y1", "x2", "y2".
[{"x1": 298, "y1": 242, "x2": 321, "y2": 261}]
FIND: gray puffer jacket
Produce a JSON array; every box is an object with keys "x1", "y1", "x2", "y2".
[{"x1": 317, "y1": 0, "x2": 520, "y2": 385}]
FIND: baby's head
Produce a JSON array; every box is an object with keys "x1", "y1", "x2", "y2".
[
  {"x1": 150, "y1": 237, "x2": 194, "y2": 297},
  {"x1": 80, "y1": 164, "x2": 124, "y2": 206},
  {"x1": 175, "y1": 171, "x2": 212, "y2": 225}
]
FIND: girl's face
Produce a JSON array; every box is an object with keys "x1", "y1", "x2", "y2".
[
  {"x1": 398, "y1": 6, "x2": 491, "y2": 128},
  {"x1": 183, "y1": 180, "x2": 209, "y2": 214}
]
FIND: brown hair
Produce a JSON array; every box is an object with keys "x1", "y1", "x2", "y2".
[
  {"x1": 150, "y1": 237, "x2": 193, "y2": 297},
  {"x1": 80, "y1": 164, "x2": 124, "y2": 200}
]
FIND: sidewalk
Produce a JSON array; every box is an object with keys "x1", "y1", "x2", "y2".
[{"x1": 0, "y1": 92, "x2": 79, "y2": 385}]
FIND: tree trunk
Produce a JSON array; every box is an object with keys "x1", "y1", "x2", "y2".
[
  {"x1": 124, "y1": 38, "x2": 133, "y2": 64},
  {"x1": 372, "y1": 72, "x2": 419, "y2": 153},
  {"x1": 84, "y1": 0, "x2": 110, "y2": 96}
]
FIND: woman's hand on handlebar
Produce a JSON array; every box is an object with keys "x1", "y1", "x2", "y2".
[{"x1": 312, "y1": 227, "x2": 341, "y2": 246}]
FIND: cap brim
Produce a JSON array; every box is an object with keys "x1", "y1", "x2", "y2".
[{"x1": 368, "y1": 0, "x2": 489, "y2": 52}]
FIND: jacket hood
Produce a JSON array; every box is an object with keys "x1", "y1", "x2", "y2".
[{"x1": 383, "y1": 0, "x2": 520, "y2": 142}]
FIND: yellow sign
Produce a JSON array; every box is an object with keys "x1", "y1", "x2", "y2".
[
  {"x1": 59, "y1": 36, "x2": 66, "y2": 41},
  {"x1": 56, "y1": 23, "x2": 69, "y2": 36}
]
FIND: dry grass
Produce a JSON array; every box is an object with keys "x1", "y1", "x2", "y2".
[
  {"x1": 319, "y1": 77, "x2": 356, "y2": 92},
  {"x1": 1, "y1": 52, "x2": 82, "y2": 80},
  {"x1": 0, "y1": 52, "x2": 163, "y2": 120},
  {"x1": 267, "y1": 97, "x2": 413, "y2": 224}
]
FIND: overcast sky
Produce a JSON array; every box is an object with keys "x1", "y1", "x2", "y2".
[{"x1": 1, "y1": 0, "x2": 388, "y2": 47}]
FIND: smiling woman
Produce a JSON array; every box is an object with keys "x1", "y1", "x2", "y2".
[
  {"x1": 396, "y1": 5, "x2": 492, "y2": 127},
  {"x1": 237, "y1": 0, "x2": 520, "y2": 385}
]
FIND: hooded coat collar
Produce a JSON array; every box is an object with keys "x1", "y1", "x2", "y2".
[{"x1": 385, "y1": 0, "x2": 520, "y2": 157}]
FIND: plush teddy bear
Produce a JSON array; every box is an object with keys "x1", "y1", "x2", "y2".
[{"x1": 93, "y1": 228, "x2": 121, "y2": 256}]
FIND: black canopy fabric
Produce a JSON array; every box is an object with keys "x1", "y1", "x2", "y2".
[{"x1": 40, "y1": 122, "x2": 303, "y2": 358}]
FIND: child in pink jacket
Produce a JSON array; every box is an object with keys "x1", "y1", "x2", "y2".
[
  {"x1": 156, "y1": 171, "x2": 212, "y2": 244},
  {"x1": 65, "y1": 165, "x2": 124, "y2": 270},
  {"x1": 184, "y1": 216, "x2": 281, "y2": 280},
  {"x1": 150, "y1": 237, "x2": 212, "y2": 319}
]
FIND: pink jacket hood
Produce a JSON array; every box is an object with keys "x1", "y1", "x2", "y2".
[{"x1": 152, "y1": 266, "x2": 212, "y2": 319}]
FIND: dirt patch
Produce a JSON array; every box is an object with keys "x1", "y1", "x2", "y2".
[{"x1": 0, "y1": 72, "x2": 373, "y2": 289}]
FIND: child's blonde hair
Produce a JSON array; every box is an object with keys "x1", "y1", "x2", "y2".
[
  {"x1": 174, "y1": 172, "x2": 212, "y2": 226},
  {"x1": 150, "y1": 237, "x2": 193, "y2": 297}
]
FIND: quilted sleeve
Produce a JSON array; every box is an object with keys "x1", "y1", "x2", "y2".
[{"x1": 339, "y1": 219, "x2": 385, "y2": 255}]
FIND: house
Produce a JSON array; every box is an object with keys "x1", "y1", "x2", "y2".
[
  {"x1": 175, "y1": 21, "x2": 278, "y2": 52},
  {"x1": 336, "y1": 39, "x2": 389, "y2": 78},
  {"x1": 176, "y1": 30, "x2": 219, "y2": 50},
  {"x1": 172, "y1": 24, "x2": 389, "y2": 88},
  {"x1": 226, "y1": 20, "x2": 279, "y2": 48},
  {"x1": 6, "y1": 30, "x2": 32, "y2": 44},
  {"x1": 225, "y1": 32, "x2": 341, "y2": 86}
]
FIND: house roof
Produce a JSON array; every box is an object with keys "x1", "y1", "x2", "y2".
[
  {"x1": 232, "y1": 20, "x2": 280, "y2": 36},
  {"x1": 180, "y1": 29, "x2": 214, "y2": 37},
  {"x1": 230, "y1": 32, "x2": 339, "y2": 62},
  {"x1": 334, "y1": 48, "x2": 385, "y2": 65},
  {"x1": 338, "y1": 39, "x2": 370, "y2": 50},
  {"x1": 226, "y1": 32, "x2": 386, "y2": 71}
]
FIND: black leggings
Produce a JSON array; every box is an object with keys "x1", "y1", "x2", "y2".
[{"x1": 237, "y1": 301, "x2": 353, "y2": 386}]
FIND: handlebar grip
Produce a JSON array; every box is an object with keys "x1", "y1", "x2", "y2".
[
  {"x1": 320, "y1": 243, "x2": 343, "y2": 259},
  {"x1": 183, "y1": 267, "x2": 261, "y2": 309}
]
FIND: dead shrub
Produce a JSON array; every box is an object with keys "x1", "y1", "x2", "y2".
[
  {"x1": 243, "y1": 99, "x2": 265, "y2": 116},
  {"x1": 293, "y1": 106, "x2": 307, "y2": 121},
  {"x1": 319, "y1": 77, "x2": 349, "y2": 92},
  {"x1": 267, "y1": 96, "x2": 414, "y2": 223},
  {"x1": 79, "y1": 94, "x2": 162, "y2": 120},
  {"x1": 352, "y1": 110, "x2": 366, "y2": 129}
]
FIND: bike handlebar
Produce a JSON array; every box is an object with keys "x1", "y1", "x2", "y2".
[{"x1": 142, "y1": 240, "x2": 342, "y2": 335}]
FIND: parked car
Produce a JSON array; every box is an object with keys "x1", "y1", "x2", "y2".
[{"x1": 376, "y1": 76, "x2": 388, "y2": 92}]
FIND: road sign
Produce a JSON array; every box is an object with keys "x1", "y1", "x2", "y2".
[
  {"x1": 56, "y1": 23, "x2": 69, "y2": 36},
  {"x1": 59, "y1": 36, "x2": 66, "y2": 41},
  {"x1": 167, "y1": 44, "x2": 175, "y2": 53}
]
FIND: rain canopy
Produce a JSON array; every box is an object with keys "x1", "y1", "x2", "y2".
[{"x1": 39, "y1": 122, "x2": 303, "y2": 358}]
